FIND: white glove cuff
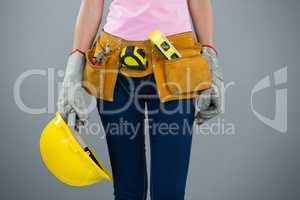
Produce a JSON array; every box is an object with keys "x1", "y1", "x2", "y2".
[{"x1": 63, "y1": 51, "x2": 85, "y2": 83}]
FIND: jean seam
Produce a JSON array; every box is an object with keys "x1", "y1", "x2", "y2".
[
  {"x1": 142, "y1": 156, "x2": 147, "y2": 200},
  {"x1": 118, "y1": 75, "x2": 131, "y2": 96},
  {"x1": 150, "y1": 170, "x2": 153, "y2": 200},
  {"x1": 150, "y1": 140, "x2": 154, "y2": 200}
]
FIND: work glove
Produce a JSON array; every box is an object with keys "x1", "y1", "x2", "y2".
[
  {"x1": 57, "y1": 50, "x2": 88, "y2": 124},
  {"x1": 194, "y1": 46, "x2": 225, "y2": 125}
]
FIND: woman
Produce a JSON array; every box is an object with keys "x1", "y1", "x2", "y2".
[{"x1": 58, "y1": 0, "x2": 224, "y2": 199}]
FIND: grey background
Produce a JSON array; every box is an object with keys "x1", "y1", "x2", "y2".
[{"x1": 0, "y1": 0, "x2": 299, "y2": 199}]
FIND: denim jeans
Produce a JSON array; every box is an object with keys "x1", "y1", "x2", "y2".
[{"x1": 97, "y1": 73, "x2": 195, "y2": 200}]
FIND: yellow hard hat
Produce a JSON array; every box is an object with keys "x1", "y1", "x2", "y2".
[{"x1": 40, "y1": 112, "x2": 112, "y2": 187}]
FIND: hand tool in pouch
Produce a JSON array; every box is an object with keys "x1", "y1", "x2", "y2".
[
  {"x1": 91, "y1": 43, "x2": 111, "y2": 67},
  {"x1": 119, "y1": 46, "x2": 148, "y2": 70},
  {"x1": 148, "y1": 29, "x2": 182, "y2": 60}
]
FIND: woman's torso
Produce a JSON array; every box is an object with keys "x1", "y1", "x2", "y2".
[{"x1": 103, "y1": 0, "x2": 192, "y2": 40}]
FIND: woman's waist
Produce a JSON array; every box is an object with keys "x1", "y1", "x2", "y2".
[
  {"x1": 103, "y1": 16, "x2": 192, "y2": 41},
  {"x1": 97, "y1": 29, "x2": 197, "y2": 56}
]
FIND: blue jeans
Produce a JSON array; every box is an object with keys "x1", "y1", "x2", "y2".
[{"x1": 97, "y1": 73, "x2": 195, "y2": 200}]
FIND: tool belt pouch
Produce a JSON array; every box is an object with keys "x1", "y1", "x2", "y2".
[
  {"x1": 164, "y1": 46, "x2": 212, "y2": 95},
  {"x1": 82, "y1": 43, "x2": 112, "y2": 98}
]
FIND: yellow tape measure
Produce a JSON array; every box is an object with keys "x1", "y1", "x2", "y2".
[{"x1": 119, "y1": 46, "x2": 148, "y2": 70}]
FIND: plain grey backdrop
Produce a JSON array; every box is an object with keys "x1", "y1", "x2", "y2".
[{"x1": 0, "y1": 0, "x2": 299, "y2": 199}]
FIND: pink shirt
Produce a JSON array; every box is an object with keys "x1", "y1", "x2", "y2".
[{"x1": 103, "y1": 0, "x2": 192, "y2": 41}]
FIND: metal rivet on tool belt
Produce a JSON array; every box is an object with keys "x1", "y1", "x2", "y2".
[{"x1": 105, "y1": 43, "x2": 110, "y2": 54}]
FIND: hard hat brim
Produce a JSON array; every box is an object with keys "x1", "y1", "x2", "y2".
[{"x1": 40, "y1": 112, "x2": 112, "y2": 187}]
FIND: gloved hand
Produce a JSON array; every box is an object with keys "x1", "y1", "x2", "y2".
[
  {"x1": 57, "y1": 50, "x2": 88, "y2": 124},
  {"x1": 194, "y1": 46, "x2": 225, "y2": 125}
]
